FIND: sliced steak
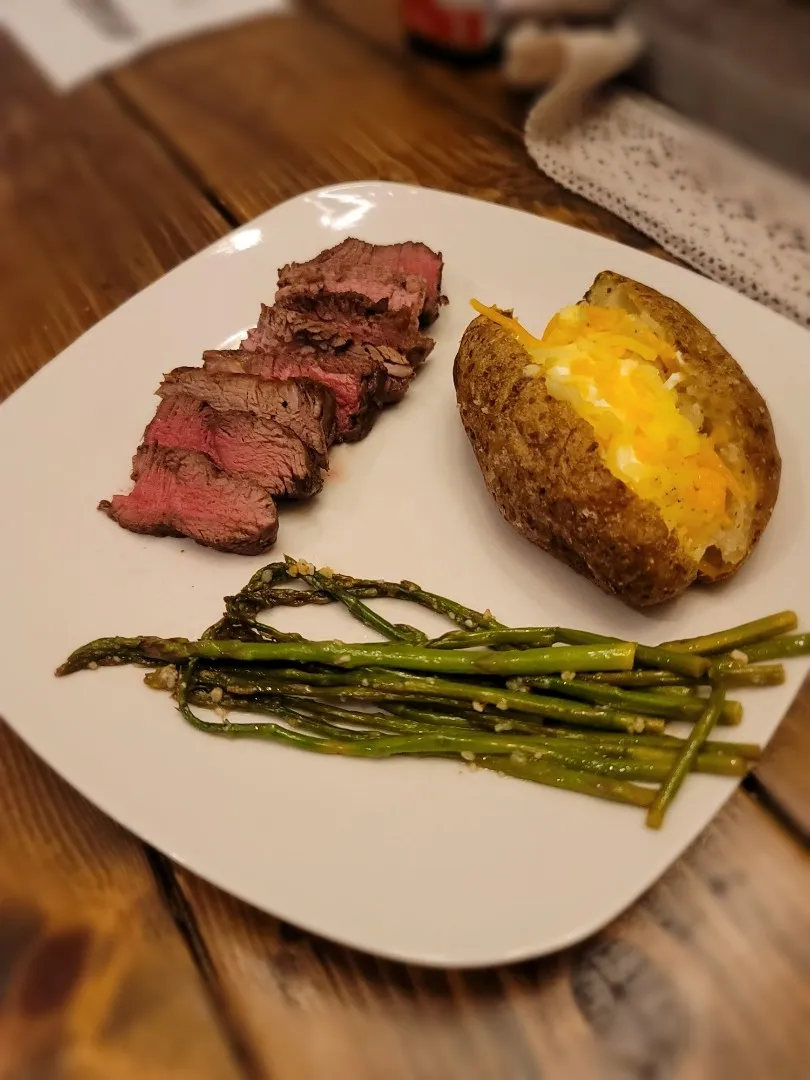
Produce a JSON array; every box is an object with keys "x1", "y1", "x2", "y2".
[
  {"x1": 363, "y1": 344, "x2": 413, "y2": 403},
  {"x1": 100, "y1": 445, "x2": 278, "y2": 555},
  {"x1": 240, "y1": 305, "x2": 415, "y2": 398},
  {"x1": 204, "y1": 341, "x2": 393, "y2": 440},
  {"x1": 157, "y1": 367, "x2": 336, "y2": 461},
  {"x1": 278, "y1": 238, "x2": 446, "y2": 324},
  {"x1": 246, "y1": 303, "x2": 433, "y2": 369},
  {"x1": 141, "y1": 395, "x2": 323, "y2": 498},
  {"x1": 273, "y1": 280, "x2": 432, "y2": 368},
  {"x1": 276, "y1": 274, "x2": 426, "y2": 323}
]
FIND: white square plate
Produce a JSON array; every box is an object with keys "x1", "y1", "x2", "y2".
[{"x1": 1, "y1": 182, "x2": 808, "y2": 967}]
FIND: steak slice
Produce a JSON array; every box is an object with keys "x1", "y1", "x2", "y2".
[
  {"x1": 141, "y1": 395, "x2": 323, "y2": 498},
  {"x1": 362, "y1": 344, "x2": 413, "y2": 404},
  {"x1": 157, "y1": 367, "x2": 336, "y2": 461},
  {"x1": 100, "y1": 445, "x2": 279, "y2": 555},
  {"x1": 246, "y1": 303, "x2": 433, "y2": 369},
  {"x1": 240, "y1": 306, "x2": 414, "y2": 402},
  {"x1": 273, "y1": 280, "x2": 432, "y2": 369},
  {"x1": 278, "y1": 238, "x2": 446, "y2": 324},
  {"x1": 204, "y1": 342, "x2": 393, "y2": 441},
  {"x1": 276, "y1": 274, "x2": 427, "y2": 324}
]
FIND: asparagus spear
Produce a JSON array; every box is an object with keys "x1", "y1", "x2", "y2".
[
  {"x1": 380, "y1": 704, "x2": 759, "y2": 759},
  {"x1": 713, "y1": 633, "x2": 810, "y2": 669},
  {"x1": 288, "y1": 558, "x2": 428, "y2": 645},
  {"x1": 189, "y1": 664, "x2": 663, "y2": 734},
  {"x1": 713, "y1": 664, "x2": 786, "y2": 687},
  {"x1": 182, "y1": 686, "x2": 745, "y2": 779},
  {"x1": 646, "y1": 686, "x2": 727, "y2": 829},
  {"x1": 475, "y1": 757, "x2": 656, "y2": 808},
  {"x1": 540, "y1": 725, "x2": 761, "y2": 759},
  {"x1": 429, "y1": 627, "x2": 555, "y2": 649},
  {"x1": 57, "y1": 637, "x2": 636, "y2": 679},
  {"x1": 178, "y1": 701, "x2": 644, "y2": 762},
  {"x1": 511, "y1": 675, "x2": 742, "y2": 724},
  {"x1": 195, "y1": 664, "x2": 359, "y2": 687},
  {"x1": 553, "y1": 628, "x2": 708, "y2": 678},
  {"x1": 336, "y1": 577, "x2": 501, "y2": 631},
  {"x1": 192, "y1": 664, "x2": 695, "y2": 730},
  {"x1": 661, "y1": 611, "x2": 798, "y2": 654},
  {"x1": 579, "y1": 669, "x2": 692, "y2": 688},
  {"x1": 515, "y1": 754, "x2": 748, "y2": 782},
  {"x1": 433, "y1": 624, "x2": 708, "y2": 676},
  {"x1": 384, "y1": 702, "x2": 540, "y2": 735},
  {"x1": 580, "y1": 664, "x2": 786, "y2": 688},
  {"x1": 231, "y1": 565, "x2": 501, "y2": 633}
]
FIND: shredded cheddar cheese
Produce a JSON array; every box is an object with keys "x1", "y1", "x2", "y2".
[
  {"x1": 470, "y1": 299, "x2": 739, "y2": 559},
  {"x1": 470, "y1": 300, "x2": 543, "y2": 351}
]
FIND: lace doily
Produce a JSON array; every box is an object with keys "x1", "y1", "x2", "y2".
[{"x1": 524, "y1": 91, "x2": 810, "y2": 327}]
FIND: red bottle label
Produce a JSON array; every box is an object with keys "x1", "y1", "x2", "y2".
[{"x1": 402, "y1": 0, "x2": 493, "y2": 50}]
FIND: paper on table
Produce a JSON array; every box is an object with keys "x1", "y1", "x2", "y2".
[
  {"x1": 127, "y1": 0, "x2": 289, "y2": 45},
  {"x1": 0, "y1": 0, "x2": 138, "y2": 87},
  {"x1": 0, "y1": 0, "x2": 289, "y2": 90}
]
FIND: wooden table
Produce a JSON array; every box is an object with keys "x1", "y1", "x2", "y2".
[{"x1": 1, "y1": 4, "x2": 809, "y2": 1077}]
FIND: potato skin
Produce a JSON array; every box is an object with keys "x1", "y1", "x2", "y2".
[
  {"x1": 454, "y1": 315, "x2": 697, "y2": 608},
  {"x1": 587, "y1": 273, "x2": 781, "y2": 582},
  {"x1": 454, "y1": 274, "x2": 782, "y2": 608}
]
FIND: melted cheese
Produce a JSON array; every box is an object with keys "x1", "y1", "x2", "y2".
[{"x1": 470, "y1": 299, "x2": 738, "y2": 559}]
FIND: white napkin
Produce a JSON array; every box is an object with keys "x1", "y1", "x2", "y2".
[
  {"x1": 0, "y1": 0, "x2": 289, "y2": 89},
  {"x1": 522, "y1": 90, "x2": 810, "y2": 327}
]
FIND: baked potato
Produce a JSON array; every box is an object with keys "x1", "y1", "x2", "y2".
[{"x1": 453, "y1": 271, "x2": 781, "y2": 608}]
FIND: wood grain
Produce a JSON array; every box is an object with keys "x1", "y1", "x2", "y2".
[
  {"x1": 111, "y1": 10, "x2": 662, "y2": 250},
  {"x1": 309, "y1": 0, "x2": 530, "y2": 131},
  {"x1": 311, "y1": 0, "x2": 402, "y2": 50},
  {"x1": 0, "y1": 30, "x2": 226, "y2": 401},
  {"x1": 755, "y1": 680, "x2": 810, "y2": 838},
  {"x1": 0, "y1": 725, "x2": 244, "y2": 1080},
  {"x1": 0, "y1": 31, "x2": 246, "y2": 1080},
  {"x1": 173, "y1": 791, "x2": 810, "y2": 1080}
]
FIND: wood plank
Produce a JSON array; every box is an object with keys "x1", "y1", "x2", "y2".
[
  {"x1": 309, "y1": 0, "x2": 521, "y2": 116},
  {"x1": 0, "y1": 724, "x2": 244, "y2": 1080},
  {"x1": 174, "y1": 791, "x2": 810, "y2": 1080},
  {"x1": 0, "y1": 31, "x2": 247, "y2": 1079},
  {"x1": 308, "y1": 0, "x2": 530, "y2": 132},
  {"x1": 0, "y1": 30, "x2": 226, "y2": 401},
  {"x1": 756, "y1": 680, "x2": 810, "y2": 838},
  {"x1": 110, "y1": 11, "x2": 661, "y2": 252},
  {"x1": 312, "y1": 0, "x2": 402, "y2": 49}
]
